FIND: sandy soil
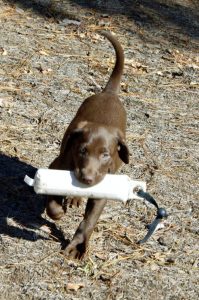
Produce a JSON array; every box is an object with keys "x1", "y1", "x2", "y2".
[{"x1": 0, "y1": 0, "x2": 198, "y2": 299}]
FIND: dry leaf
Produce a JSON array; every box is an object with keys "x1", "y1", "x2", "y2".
[
  {"x1": 42, "y1": 68, "x2": 53, "y2": 75},
  {"x1": 95, "y1": 252, "x2": 107, "y2": 260},
  {"x1": 66, "y1": 282, "x2": 85, "y2": 291},
  {"x1": 93, "y1": 33, "x2": 102, "y2": 41},
  {"x1": 150, "y1": 263, "x2": 159, "y2": 271},
  {"x1": 0, "y1": 48, "x2": 8, "y2": 56},
  {"x1": 190, "y1": 81, "x2": 199, "y2": 86},
  {"x1": 79, "y1": 33, "x2": 86, "y2": 38},
  {"x1": 188, "y1": 64, "x2": 199, "y2": 70},
  {"x1": 39, "y1": 50, "x2": 49, "y2": 56},
  {"x1": 0, "y1": 96, "x2": 13, "y2": 108},
  {"x1": 61, "y1": 18, "x2": 81, "y2": 26},
  {"x1": 125, "y1": 58, "x2": 136, "y2": 66},
  {"x1": 156, "y1": 71, "x2": 164, "y2": 76}
]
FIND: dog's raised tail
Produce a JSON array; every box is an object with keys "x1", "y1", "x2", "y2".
[{"x1": 101, "y1": 31, "x2": 124, "y2": 95}]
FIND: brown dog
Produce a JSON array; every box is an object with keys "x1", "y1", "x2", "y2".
[{"x1": 46, "y1": 32, "x2": 129, "y2": 259}]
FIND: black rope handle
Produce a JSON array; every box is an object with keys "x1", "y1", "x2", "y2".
[{"x1": 134, "y1": 187, "x2": 168, "y2": 244}]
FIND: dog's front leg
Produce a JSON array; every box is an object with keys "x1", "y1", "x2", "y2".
[
  {"x1": 46, "y1": 156, "x2": 66, "y2": 220},
  {"x1": 63, "y1": 198, "x2": 107, "y2": 259}
]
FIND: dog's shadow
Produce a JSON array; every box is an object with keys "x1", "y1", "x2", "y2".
[{"x1": 0, "y1": 153, "x2": 67, "y2": 245}]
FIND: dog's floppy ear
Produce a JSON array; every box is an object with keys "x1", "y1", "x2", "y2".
[
  {"x1": 67, "y1": 129, "x2": 84, "y2": 148},
  {"x1": 117, "y1": 131, "x2": 129, "y2": 164},
  {"x1": 61, "y1": 121, "x2": 88, "y2": 153}
]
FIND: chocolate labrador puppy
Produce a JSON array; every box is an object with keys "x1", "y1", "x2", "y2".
[{"x1": 46, "y1": 32, "x2": 129, "y2": 259}]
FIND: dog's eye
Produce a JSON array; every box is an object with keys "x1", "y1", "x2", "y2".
[
  {"x1": 101, "y1": 152, "x2": 110, "y2": 160},
  {"x1": 79, "y1": 146, "x2": 87, "y2": 156}
]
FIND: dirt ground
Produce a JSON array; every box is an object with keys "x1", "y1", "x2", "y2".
[{"x1": 0, "y1": 0, "x2": 198, "y2": 299}]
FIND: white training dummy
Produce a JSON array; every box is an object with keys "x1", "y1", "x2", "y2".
[{"x1": 24, "y1": 168, "x2": 146, "y2": 202}]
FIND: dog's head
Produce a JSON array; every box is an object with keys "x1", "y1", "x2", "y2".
[{"x1": 65, "y1": 121, "x2": 129, "y2": 186}]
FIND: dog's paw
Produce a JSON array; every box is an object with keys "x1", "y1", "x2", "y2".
[
  {"x1": 46, "y1": 198, "x2": 66, "y2": 220},
  {"x1": 67, "y1": 197, "x2": 86, "y2": 208},
  {"x1": 62, "y1": 235, "x2": 87, "y2": 260}
]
